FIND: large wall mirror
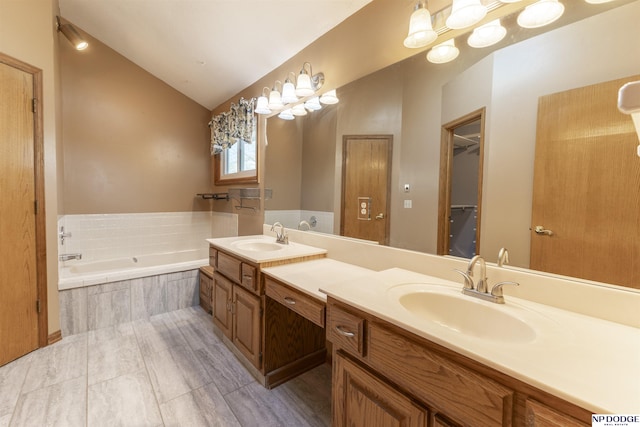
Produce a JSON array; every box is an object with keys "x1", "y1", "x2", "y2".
[{"x1": 264, "y1": 1, "x2": 640, "y2": 288}]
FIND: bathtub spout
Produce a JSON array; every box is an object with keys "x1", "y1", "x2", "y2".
[{"x1": 59, "y1": 253, "x2": 82, "y2": 261}]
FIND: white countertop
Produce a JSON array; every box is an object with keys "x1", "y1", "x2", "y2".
[
  {"x1": 207, "y1": 235, "x2": 327, "y2": 263},
  {"x1": 320, "y1": 268, "x2": 640, "y2": 414},
  {"x1": 262, "y1": 258, "x2": 374, "y2": 301}
]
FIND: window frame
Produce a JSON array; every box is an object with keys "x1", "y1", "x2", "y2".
[{"x1": 214, "y1": 120, "x2": 259, "y2": 185}]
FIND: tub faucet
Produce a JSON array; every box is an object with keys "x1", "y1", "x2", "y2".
[
  {"x1": 59, "y1": 253, "x2": 82, "y2": 261},
  {"x1": 298, "y1": 220, "x2": 311, "y2": 231},
  {"x1": 271, "y1": 222, "x2": 288, "y2": 244}
]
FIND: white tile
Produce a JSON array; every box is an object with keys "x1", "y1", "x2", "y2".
[{"x1": 160, "y1": 382, "x2": 240, "y2": 427}]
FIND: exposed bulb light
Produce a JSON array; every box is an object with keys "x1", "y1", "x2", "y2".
[
  {"x1": 268, "y1": 81, "x2": 284, "y2": 111},
  {"x1": 403, "y1": 2, "x2": 438, "y2": 48},
  {"x1": 446, "y1": 0, "x2": 487, "y2": 30},
  {"x1": 517, "y1": 0, "x2": 565, "y2": 29},
  {"x1": 291, "y1": 104, "x2": 308, "y2": 116},
  {"x1": 427, "y1": 39, "x2": 459, "y2": 64},
  {"x1": 281, "y1": 73, "x2": 299, "y2": 104},
  {"x1": 278, "y1": 109, "x2": 294, "y2": 120},
  {"x1": 319, "y1": 89, "x2": 339, "y2": 105},
  {"x1": 304, "y1": 97, "x2": 322, "y2": 111},
  {"x1": 57, "y1": 16, "x2": 88, "y2": 50},
  {"x1": 255, "y1": 87, "x2": 272, "y2": 115},
  {"x1": 467, "y1": 19, "x2": 507, "y2": 48}
]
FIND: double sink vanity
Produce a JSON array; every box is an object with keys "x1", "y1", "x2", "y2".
[{"x1": 204, "y1": 231, "x2": 639, "y2": 427}]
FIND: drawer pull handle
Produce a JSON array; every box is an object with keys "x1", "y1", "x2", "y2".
[
  {"x1": 284, "y1": 297, "x2": 296, "y2": 305},
  {"x1": 242, "y1": 275, "x2": 252, "y2": 282},
  {"x1": 335, "y1": 325, "x2": 355, "y2": 338}
]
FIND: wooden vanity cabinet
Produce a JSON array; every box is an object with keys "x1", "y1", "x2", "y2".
[
  {"x1": 327, "y1": 298, "x2": 592, "y2": 427},
  {"x1": 209, "y1": 245, "x2": 326, "y2": 388},
  {"x1": 198, "y1": 266, "x2": 214, "y2": 314}
]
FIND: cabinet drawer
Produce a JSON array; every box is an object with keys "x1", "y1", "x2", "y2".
[
  {"x1": 327, "y1": 302, "x2": 365, "y2": 356},
  {"x1": 367, "y1": 323, "x2": 513, "y2": 427},
  {"x1": 525, "y1": 399, "x2": 589, "y2": 427},
  {"x1": 217, "y1": 251, "x2": 241, "y2": 283},
  {"x1": 265, "y1": 277, "x2": 325, "y2": 327},
  {"x1": 241, "y1": 263, "x2": 258, "y2": 293}
]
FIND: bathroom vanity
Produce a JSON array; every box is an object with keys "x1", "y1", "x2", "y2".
[{"x1": 207, "y1": 235, "x2": 328, "y2": 388}]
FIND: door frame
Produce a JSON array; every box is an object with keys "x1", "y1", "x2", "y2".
[
  {"x1": 437, "y1": 108, "x2": 486, "y2": 256},
  {"x1": 340, "y1": 134, "x2": 393, "y2": 245},
  {"x1": 1, "y1": 52, "x2": 48, "y2": 348}
]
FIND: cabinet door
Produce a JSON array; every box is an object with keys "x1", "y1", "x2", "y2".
[
  {"x1": 526, "y1": 399, "x2": 589, "y2": 427},
  {"x1": 333, "y1": 352, "x2": 426, "y2": 427},
  {"x1": 212, "y1": 272, "x2": 233, "y2": 339},
  {"x1": 233, "y1": 285, "x2": 262, "y2": 369}
]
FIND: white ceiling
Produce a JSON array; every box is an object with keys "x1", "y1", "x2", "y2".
[{"x1": 59, "y1": 0, "x2": 372, "y2": 110}]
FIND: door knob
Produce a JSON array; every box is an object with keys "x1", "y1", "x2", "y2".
[
  {"x1": 534, "y1": 225, "x2": 553, "y2": 236},
  {"x1": 375, "y1": 213, "x2": 385, "y2": 220}
]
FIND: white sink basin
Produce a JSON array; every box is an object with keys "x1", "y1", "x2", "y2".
[
  {"x1": 389, "y1": 285, "x2": 537, "y2": 344},
  {"x1": 232, "y1": 240, "x2": 283, "y2": 252}
]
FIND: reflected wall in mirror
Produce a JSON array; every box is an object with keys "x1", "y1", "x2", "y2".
[{"x1": 264, "y1": 1, "x2": 640, "y2": 288}]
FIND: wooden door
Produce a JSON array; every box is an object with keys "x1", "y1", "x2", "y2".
[
  {"x1": 1, "y1": 57, "x2": 44, "y2": 366},
  {"x1": 232, "y1": 285, "x2": 261, "y2": 369},
  {"x1": 530, "y1": 75, "x2": 640, "y2": 288},
  {"x1": 341, "y1": 135, "x2": 392, "y2": 245},
  {"x1": 212, "y1": 272, "x2": 232, "y2": 339},
  {"x1": 333, "y1": 352, "x2": 426, "y2": 427}
]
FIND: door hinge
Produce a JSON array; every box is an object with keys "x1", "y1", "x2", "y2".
[
  {"x1": 32, "y1": 98, "x2": 37, "y2": 114},
  {"x1": 34, "y1": 200, "x2": 38, "y2": 214},
  {"x1": 259, "y1": 352, "x2": 263, "y2": 363},
  {"x1": 259, "y1": 307, "x2": 264, "y2": 317},
  {"x1": 36, "y1": 299, "x2": 41, "y2": 313}
]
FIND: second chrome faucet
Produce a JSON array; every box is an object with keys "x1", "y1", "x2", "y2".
[{"x1": 455, "y1": 252, "x2": 519, "y2": 304}]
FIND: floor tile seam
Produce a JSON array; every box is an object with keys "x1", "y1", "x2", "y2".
[{"x1": 132, "y1": 320, "x2": 169, "y2": 427}]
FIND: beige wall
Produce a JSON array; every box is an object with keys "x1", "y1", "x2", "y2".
[
  {"x1": 0, "y1": 0, "x2": 61, "y2": 334},
  {"x1": 60, "y1": 29, "x2": 211, "y2": 214}
]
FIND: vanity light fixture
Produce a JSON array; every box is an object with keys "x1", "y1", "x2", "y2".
[
  {"x1": 57, "y1": 16, "x2": 88, "y2": 50},
  {"x1": 268, "y1": 81, "x2": 284, "y2": 111},
  {"x1": 255, "y1": 87, "x2": 272, "y2": 115},
  {"x1": 446, "y1": 0, "x2": 487, "y2": 30},
  {"x1": 517, "y1": 0, "x2": 565, "y2": 29},
  {"x1": 304, "y1": 96, "x2": 322, "y2": 111},
  {"x1": 291, "y1": 104, "x2": 308, "y2": 116},
  {"x1": 467, "y1": 19, "x2": 507, "y2": 48},
  {"x1": 404, "y1": 2, "x2": 438, "y2": 48},
  {"x1": 427, "y1": 39, "x2": 460, "y2": 64},
  {"x1": 278, "y1": 108, "x2": 295, "y2": 120},
  {"x1": 281, "y1": 72, "x2": 299, "y2": 104},
  {"x1": 296, "y1": 62, "x2": 325, "y2": 97},
  {"x1": 319, "y1": 89, "x2": 339, "y2": 105}
]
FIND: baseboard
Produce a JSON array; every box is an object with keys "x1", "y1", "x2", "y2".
[{"x1": 47, "y1": 330, "x2": 62, "y2": 345}]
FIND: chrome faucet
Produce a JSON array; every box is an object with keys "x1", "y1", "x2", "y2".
[
  {"x1": 497, "y1": 247, "x2": 509, "y2": 267},
  {"x1": 298, "y1": 220, "x2": 311, "y2": 231},
  {"x1": 271, "y1": 222, "x2": 289, "y2": 244},
  {"x1": 59, "y1": 226, "x2": 72, "y2": 246},
  {"x1": 454, "y1": 255, "x2": 519, "y2": 304},
  {"x1": 59, "y1": 253, "x2": 82, "y2": 261}
]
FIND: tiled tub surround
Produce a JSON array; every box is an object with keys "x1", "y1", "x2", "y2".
[
  {"x1": 264, "y1": 210, "x2": 334, "y2": 234},
  {"x1": 59, "y1": 270, "x2": 200, "y2": 337}
]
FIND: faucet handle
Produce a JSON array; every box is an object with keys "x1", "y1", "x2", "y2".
[
  {"x1": 490, "y1": 281, "x2": 519, "y2": 297},
  {"x1": 453, "y1": 269, "x2": 474, "y2": 290}
]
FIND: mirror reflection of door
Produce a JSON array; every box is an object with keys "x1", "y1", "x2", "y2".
[
  {"x1": 341, "y1": 135, "x2": 392, "y2": 245},
  {"x1": 438, "y1": 109, "x2": 485, "y2": 259},
  {"x1": 530, "y1": 75, "x2": 640, "y2": 288}
]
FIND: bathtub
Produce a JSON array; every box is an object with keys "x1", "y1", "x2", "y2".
[{"x1": 58, "y1": 249, "x2": 210, "y2": 290}]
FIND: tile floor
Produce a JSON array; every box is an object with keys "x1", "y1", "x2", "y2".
[{"x1": 0, "y1": 306, "x2": 332, "y2": 427}]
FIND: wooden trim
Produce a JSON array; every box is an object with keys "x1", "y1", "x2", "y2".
[
  {"x1": 0, "y1": 53, "x2": 48, "y2": 349},
  {"x1": 47, "y1": 330, "x2": 62, "y2": 345},
  {"x1": 264, "y1": 349, "x2": 327, "y2": 389},
  {"x1": 340, "y1": 134, "x2": 393, "y2": 245},
  {"x1": 213, "y1": 118, "x2": 261, "y2": 186},
  {"x1": 437, "y1": 108, "x2": 486, "y2": 256}
]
